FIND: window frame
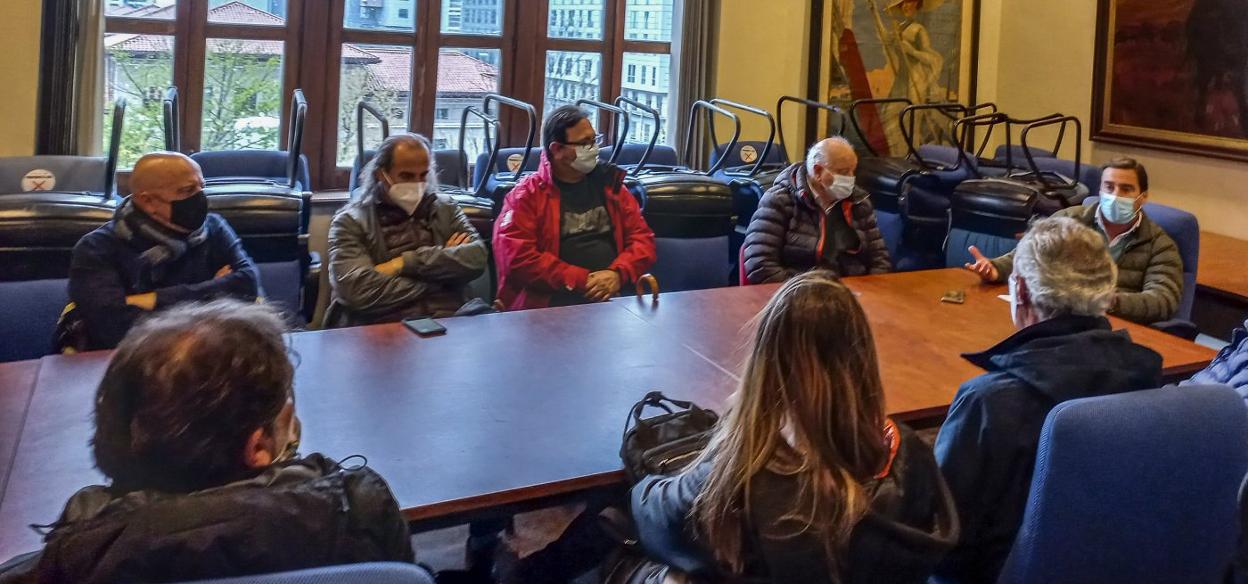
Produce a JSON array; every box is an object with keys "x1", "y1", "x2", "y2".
[
  {"x1": 104, "y1": 0, "x2": 304, "y2": 159},
  {"x1": 105, "y1": 0, "x2": 674, "y2": 190}
]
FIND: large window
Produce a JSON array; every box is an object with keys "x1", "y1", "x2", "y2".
[
  {"x1": 104, "y1": 0, "x2": 677, "y2": 188},
  {"x1": 105, "y1": 0, "x2": 297, "y2": 167}
]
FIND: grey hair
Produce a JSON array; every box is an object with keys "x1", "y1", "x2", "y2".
[
  {"x1": 357, "y1": 132, "x2": 439, "y2": 200},
  {"x1": 1013, "y1": 216, "x2": 1118, "y2": 319},
  {"x1": 805, "y1": 136, "x2": 854, "y2": 175}
]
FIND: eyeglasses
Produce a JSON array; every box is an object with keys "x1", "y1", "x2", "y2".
[{"x1": 559, "y1": 134, "x2": 604, "y2": 149}]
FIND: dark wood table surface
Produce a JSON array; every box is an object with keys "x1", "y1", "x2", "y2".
[
  {"x1": 619, "y1": 269, "x2": 1218, "y2": 419},
  {"x1": 0, "y1": 269, "x2": 1218, "y2": 559},
  {"x1": 0, "y1": 360, "x2": 40, "y2": 509},
  {"x1": 1198, "y1": 231, "x2": 1248, "y2": 302},
  {"x1": 0, "y1": 302, "x2": 739, "y2": 559}
]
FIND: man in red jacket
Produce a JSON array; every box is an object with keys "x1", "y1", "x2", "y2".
[{"x1": 493, "y1": 105, "x2": 656, "y2": 310}]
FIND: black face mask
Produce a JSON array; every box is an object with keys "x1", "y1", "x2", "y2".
[{"x1": 170, "y1": 191, "x2": 209, "y2": 232}]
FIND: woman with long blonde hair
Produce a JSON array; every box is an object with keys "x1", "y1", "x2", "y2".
[{"x1": 630, "y1": 271, "x2": 958, "y2": 583}]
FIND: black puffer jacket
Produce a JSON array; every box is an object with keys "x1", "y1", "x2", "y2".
[
  {"x1": 742, "y1": 163, "x2": 891, "y2": 284},
  {"x1": 22, "y1": 454, "x2": 417, "y2": 584},
  {"x1": 631, "y1": 423, "x2": 959, "y2": 583}
]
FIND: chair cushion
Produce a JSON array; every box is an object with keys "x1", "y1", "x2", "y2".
[
  {"x1": 0, "y1": 278, "x2": 68, "y2": 362},
  {"x1": 0, "y1": 156, "x2": 109, "y2": 195},
  {"x1": 472, "y1": 148, "x2": 539, "y2": 187}
]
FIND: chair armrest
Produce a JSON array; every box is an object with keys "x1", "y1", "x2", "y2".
[
  {"x1": 301, "y1": 251, "x2": 322, "y2": 324},
  {"x1": 1151, "y1": 318, "x2": 1200, "y2": 341}
]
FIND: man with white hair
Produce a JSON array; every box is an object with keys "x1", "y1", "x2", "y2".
[
  {"x1": 934, "y1": 217, "x2": 1163, "y2": 584},
  {"x1": 741, "y1": 136, "x2": 890, "y2": 283}
]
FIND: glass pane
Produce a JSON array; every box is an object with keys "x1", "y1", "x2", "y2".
[
  {"x1": 337, "y1": 44, "x2": 413, "y2": 167},
  {"x1": 201, "y1": 38, "x2": 285, "y2": 151},
  {"x1": 434, "y1": 49, "x2": 501, "y2": 163},
  {"x1": 624, "y1": 0, "x2": 673, "y2": 42},
  {"x1": 344, "y1": 0, "x2": 417, "y2": 32},
  {"x1": 104, "y1": 33, "x2": 174, "y2": 167},
  {"x1": 441, "y1": 0, "x2": 503, "y2": 36},
  {"x1": 544, "y1": 51, "x2": 602, "y2": 117},
  {"x1": 105, "y1": 0, "x2": 175, "y2": 19},
  {"x1": 621, "y1": 52, "x2": 670, "y2": 143},
  {"x1": 547, "y1": 0, "x2": 604, "y2": 40},
  {"x1": 208, "y1": 0, "x2": 288, "y2": 25}
]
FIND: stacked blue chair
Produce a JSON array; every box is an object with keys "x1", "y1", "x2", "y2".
[
  {"x1": 181, "y1": 562, "x2": 435, "y2": 584},
  {"x1": 347, "y1": 101, "x2": 391, "y2": 194},
  {"x1": 999, "y1": 385, "x2": 1248, "y2": 584},
  {"x1": 606, "y1": 95, "x2": 688, "y2": 212},
  {"x1": 0, "y1": 99, "x2": 126, "y2": 362},
  {"x1": 165, "y1": 88, "x2": 319, "y2": 322},
  {"x1": 469, "y1": 94, "x2": 539, "y2": 217},
  {"x1": 629, "y1": 100, "x2": 741, "y2": 291}
]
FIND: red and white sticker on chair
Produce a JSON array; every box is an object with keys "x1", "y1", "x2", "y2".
[
  {"x1": 739, "y1": 145, "x2": 758, "y2": 164},
  {"x1": 21, "y1": 169, "x2": 56, "y2": 192},
  {"x1": 506, "y1": 153, "x2": 524, "y2": 173}
]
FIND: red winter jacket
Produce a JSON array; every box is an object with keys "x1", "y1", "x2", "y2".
[{"x1": 492, "y1": 152, "x2": 656, "y2": 311}]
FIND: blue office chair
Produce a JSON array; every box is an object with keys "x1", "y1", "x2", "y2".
[
  {"x1": 165, "y1": 89, "x2": 319, "y2": 323},
  {"x1": 1080, "y1": 198, "x2": 1200, "y2": 336},
  {"x1": 0, "y1": 278, "x2": 70, "y2": 362},
  {"x1": 993, "y1": 144, "x2": 1057, "y2": 165},
  {"x1": 181, "y1": 562, "x2": 435, "y2": 584},
  {"x1": 0, "y1": 192, "x2": 116, "y2": 362},
  {"x1": 999, "y1": 384, "x2": 1248, "y2": 584},
  {"x1": 943, "y1": 177, "x2": 1033, "y2": 268},
  {"x1": 0, "y1": 99, "x2": 125, "y2": 200}
]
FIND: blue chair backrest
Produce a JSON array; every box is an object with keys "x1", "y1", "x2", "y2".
[
  {"x1": 257, "y1": 259, "x2": 300, "y2": 321},
  {"x1": 710, "y1": 140, "x2": 787, "y2": 169},
  {"x1": 435, "y1": 148, "x2": 467, "y2": 188},
  {"x1": 0, "y1": 278, "x2": 68, "y2": 362},
  {"x1": 1081, "y1": 198, "x2": 1200, "y2": 321},
  {"x1": 0, "y1": 156, "x2": 110, "y2": 196},
  {"x1": 472, "y1": 147, "x2": 540, "y2": 188},
  {"x1": 600, "y1": 143, "x2": 681, "y2": 168},
  {"x1": 651, "y1": 237, "x2": 732, "y2": 292},
  {"x1": 192, "y1": 151, "x2": 311, "y2": 192},
  {"x1": 348, "y1": 148, "x2": 377, "y2": 193},
  {"x1": 999, "y1": 385, "x2": 1248, "y2": 584},
  {"x1": 945, "y1": 228, "x2": 1019, "y2": 268},
  {"x1": 181, "y1": 562, "x2": 435, "y2": 584}
]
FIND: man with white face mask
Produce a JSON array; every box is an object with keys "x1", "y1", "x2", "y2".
[
  {"x1": 326, "y1": 133, "x2": 487, "y2": 327},
  {"x1": 965, "y1": 157, "x2": 1183, "y2": 325},
  {"x1": 742, "y1": 136, "x2": 891, "y2": 284},
  {"x1": 492, "y1": 105, "x2": 656, "y2": 310}
]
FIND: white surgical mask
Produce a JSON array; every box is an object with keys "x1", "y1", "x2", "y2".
[
  {"x1": 828, "y1": 174, "x2": 856, "y2": 201},
  {"x1": 1099, "y1": 191, "x2": 1138, "y2": 224},
  {"x1": 385, "y1": 175, "x2": 427, "y2": 215},
  {"x1": 570, "y1": 143, "x2": 600, "y2": 174}
]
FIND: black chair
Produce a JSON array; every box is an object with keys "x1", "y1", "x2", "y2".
[
  {"x1": 469, "y1": 94, "x2": 539, "y2": 217},
  {"x1": 166, "y1": 88, "x2": 319, "y2": 323}
]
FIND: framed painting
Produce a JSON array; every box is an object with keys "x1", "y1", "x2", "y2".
[
  {"x1": 1093, "y1": 0, "x2": 1248, "y2": 161},
  {"x1": 805, "y1": 0, "x2": 980, "y2": 155}
]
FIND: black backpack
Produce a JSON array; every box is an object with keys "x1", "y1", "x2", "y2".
[{"x1": 620, "y1": 391, "x2": 719, "y2": 485}]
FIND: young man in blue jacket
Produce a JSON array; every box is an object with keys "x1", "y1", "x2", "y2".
[
  {"x1": 935, "y1": 217, "x2": 1163, "y2": 583},
  {"x1": 68, "y1": 152, "x2": 261, "y2": 350}
]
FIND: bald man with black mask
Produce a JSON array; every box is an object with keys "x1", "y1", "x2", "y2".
[{"x1": 67, "y1": 152, "x2": 261, "y2": 350}]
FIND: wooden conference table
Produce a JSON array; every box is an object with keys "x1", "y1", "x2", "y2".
[
  {"x1": 0, "y1": 269, "x2": 1216, "y2": 559},
  {"x1": 1194, "y1": 232, "x2": 1248, "y2": 339}
]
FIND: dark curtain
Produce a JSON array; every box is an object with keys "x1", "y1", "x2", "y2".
[{"x1": 672, "y1": 0, "x2": 720, "y2": 170}]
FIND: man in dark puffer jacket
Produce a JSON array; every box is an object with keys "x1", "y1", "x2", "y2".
[
  {"x1": 0, "y1": 300, "x2": 421, "y2": 584},
  {"x1": 742, "y1": 136, "x2": 891, "y2": 284}
]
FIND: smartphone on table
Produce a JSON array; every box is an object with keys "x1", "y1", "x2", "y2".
[{"x1": 404, "y1": 318, "x2": 447, "y2": 337}]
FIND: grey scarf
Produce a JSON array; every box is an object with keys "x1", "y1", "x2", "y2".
[{"x1": 113, "y1": 196, "x2": 209, "y2": 268}]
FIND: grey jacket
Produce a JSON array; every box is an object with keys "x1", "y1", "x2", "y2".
[
  {"x1": 327, "y1": 190, "x2": 487, "y2": 327},
  {"x1": 990, "y1": 204, "x2": 1183, "y2": 325}
]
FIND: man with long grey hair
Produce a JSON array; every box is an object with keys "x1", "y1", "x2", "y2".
[
  {"x1": 934, "y1": 217, "x2": 1164, "y2": 584},
  {"x1": 326, "y1": 133, "x2": 487, "y2": 327}
]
